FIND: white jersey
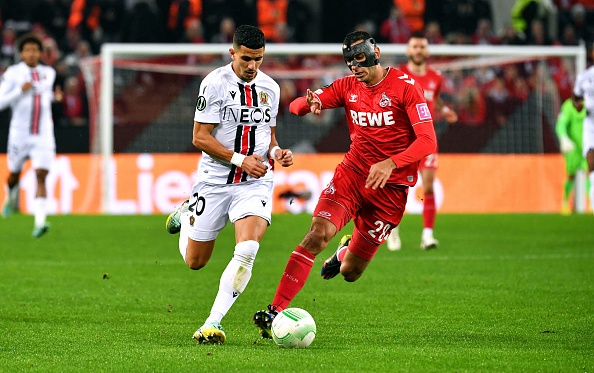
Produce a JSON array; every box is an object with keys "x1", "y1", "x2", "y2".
[
  {"x1": 194, "y1": 63, "x2": 280, "y2": 185},
  {"x1": 574, "y1": 65, "x2": 594, "y2": 154},
  {"x1": 0, "y1": 61, "x2": 56, "y2": 143}
]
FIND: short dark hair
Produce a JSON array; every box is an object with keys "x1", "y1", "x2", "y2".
[
  {"x1": 409, "y1": 31, "x2": 426, "y2": 40},
  {"x1": 233, "y1": 25, "x2": 265, "y2": 50},
  {"x1": 17, "y1": 33, "x2": 43, "y2": 53},
  {"x1": 343, "y1": 30, "x2": 374, "y2": 46}
]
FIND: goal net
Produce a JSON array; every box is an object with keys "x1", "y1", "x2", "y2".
[{"x1": 79, "y1": 43, "x2": 587, "y2": 211}]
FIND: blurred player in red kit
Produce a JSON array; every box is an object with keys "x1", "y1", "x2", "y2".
[
  {"x1": 253, "y1": 30, "x2": 437, "y2": 338},
  {"x1": 386, "y1": 32, "x2": 458, "y2": 251}
]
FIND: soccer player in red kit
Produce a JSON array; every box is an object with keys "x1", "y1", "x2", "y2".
[
  {"x1": 386, "y1": 32, "x2": 458, "y2": 251},
  {"x1": 253, "y1": 31, "x2": 437, "y2": 338}
]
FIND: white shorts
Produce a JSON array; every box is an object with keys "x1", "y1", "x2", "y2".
[
  {"x1": 583, "y1": 116, "x2": 594, "y2": 157},
  {"x1": 7, "y1": 135, "x2": 55, "y2": 173},
  {"x1": 182, "y1": 179, "x2": 273, "y2": 242}
]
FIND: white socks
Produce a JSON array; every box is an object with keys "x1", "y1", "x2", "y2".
[
  {"x1": 422, "y1": 228, "x2": 434, "y2": 240},
  {"x1": 33, "y1": 197, "x2": 47, "y2": 228},
  {"x1": 204, "y1": 240, "x2": 260, "y2": 325}
]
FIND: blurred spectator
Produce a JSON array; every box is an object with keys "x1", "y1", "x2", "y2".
[
  {"x1": 456, "y1": 78, "x2": 487, "y2": 126},
  {"x1": 63, "y1": 39, "x2": 91, "y2": 71},
  {"x1": 379, "y1": 5, "x2": 412, "y2": 44},
  {"x1": 527, "y1": 18, "x2": 554, "y2": 45},
  {"x1": 1, "y1": 25, "x2": 16, "y2": 66},
  {"x1": 61, "y1": 76, "x2": 88, "y2": 127},
  {"x1": 471, "y1": 18, "x2": 499, "y2": 44},
  {"x1": 559, "y1": 23, "x2": 579, "y2": 45},
  {"x1": 320, "y1": 0, "x2": 391, "y2": 42},
  {"x1": 353, "y1": 20, "x2": 376, "y2": 35},
  {"x1": 551, "y1": 57, "x2": 577, "y2": 101},
  {"x1": 0, "y1": 0, "x2": 34, "y2": 34},
  {"x1": 30, "y1": 23, "x2": 62, "y2": 65},
  {"x1": 202, "y1": 0, "x2": 256, "y2": 42},
  {"x1": 498, "y1": 22, "x2": 525, "y2": 45},
  {"x1": 279, "y1": 79, "x2": 297, "y2": 115},
  {"x1": 441, "y1": 0, "x2": 493, "y2": 39},
  {"x1": 286, "y1": 0, "x2": 313, "y2": 43},
  {"x1": 393, "y1": 0, "x2": 425, "y2": 32},
  {"x1": 211, "y1": 16, "x2": 235, "y2": 43},
  {"x1": 511, "y1": 0, "x2": 552, "y2": 42},
  {"x1": 181, "y1": 18, "x2": 205, "y2": 43},
  {"x1": 257, "y1": 0, "x2": 288, "y2": 43},
  {"x1": 566, "y1": 4, "x2": 594, "y2": 46},
  {"x1": 121, "y1": 0, "x2": 165, "y2": 43},
  {"x1": 447, "y1": 30, "x2": 471, "y2": 45},
  {"x1": 424, "y1": 21, "x2": 445, "y2": 44},
  {"x1": 67, "y1": 0, "x2": 125, "y2": 54},
  {"x1": 503, "y1": 64, "x2": 530, "y2": 102},
  {"x1": 32, "y1": 0, "x2": 71, "y2": 52},
  {"x1": 485, "y1": 73, "x2": 514, "y2": 126},
  {"x1": 165, "y1": 0, "x2": 202, "y2": 43}
]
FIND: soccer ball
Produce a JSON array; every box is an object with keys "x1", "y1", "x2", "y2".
[{"x1": 271, "y1": 308, "x2": 316, "y2": 348}]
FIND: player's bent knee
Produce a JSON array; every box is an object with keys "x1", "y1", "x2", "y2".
[
  {"x1": 185, "y1": 256, "x2": 208, "y2": 270},
  {"x1": 340, "y1": 263, "x2": 364, "y2": 282},
  {"x1": 341, "y1": 269, "x2": 362, "y2": 282},
  {"x1": 186, "y1": 261, "x2": 206, "y2": 271}
]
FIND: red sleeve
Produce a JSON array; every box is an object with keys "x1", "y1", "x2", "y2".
[
  {"x1": 390, "y1": 121, "x2": 437, "y2": 168},
  {"x1": 289, "y1": 96, "x2": 311, "y2": 116}
]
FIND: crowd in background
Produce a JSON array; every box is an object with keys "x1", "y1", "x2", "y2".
[{"x1": 1, "y1": 0, "x2": 594, "y2": 135}]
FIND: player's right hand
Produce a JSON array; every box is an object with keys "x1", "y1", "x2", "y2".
[
  {"x1": 21, "y1": 82, "x2": 33, "y2": 92},
  {"x1": 241, "y1": 154, "x2": 268, "y2": 178},
  {"x1": 306, "y1": 89, "x2": 322, "y2": 115}
]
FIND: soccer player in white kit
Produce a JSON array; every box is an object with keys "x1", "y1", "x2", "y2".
[
  {"x1": 165, "y1": 25, "x2": 293, "y2": 344},
  {"x1": 573, "y1": 46, "x2": 594, "y2": 213},
  {"x1": 0, "y1": 33, "x2": 61, "y2": 238}
]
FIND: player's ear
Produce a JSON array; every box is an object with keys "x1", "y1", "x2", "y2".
[
  {"x1": 229, "y1": 48, "x2": 235, "y2": 60},
  {"x1": 375, "y1": 46, "x2": 380, "y2": 60}
]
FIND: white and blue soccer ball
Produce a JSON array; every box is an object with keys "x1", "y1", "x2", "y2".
[{"x1": 271, "y1": 307, "x2": 316, "y2": 348}]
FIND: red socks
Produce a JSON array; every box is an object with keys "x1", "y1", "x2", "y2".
[
  {"x1": 271, "y1": 245, "x2": 315, "y2": 311},
  {"x1": 423, "y1": 193, "x2": 436, "y2": 229}
]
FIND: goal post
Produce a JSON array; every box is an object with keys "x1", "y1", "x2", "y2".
[{"x1": 85, "y1": 43, "x2": 587, "y2": 213}]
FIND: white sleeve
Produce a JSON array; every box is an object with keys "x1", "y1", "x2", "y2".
[
  {"x1": 0, "y1": 72, "x2": 23, "y2": 111},
  {"x1": 573, "y1": 72, "x2": 585, "y2": 97},
  {"x1": 194, "y1": 73, "x2": 221, "y2": 124}
]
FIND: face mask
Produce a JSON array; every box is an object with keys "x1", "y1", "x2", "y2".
[{"x1": 342, "y1": 38, "x2": 378, "y2": 68}]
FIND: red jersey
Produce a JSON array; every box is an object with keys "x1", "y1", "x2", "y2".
[
  {"x1": 290, "y1": 67, "x2": 436, "y2": 186},
  {"x1": 399, "y1": 64, "x2": 443, "y2": 115}
]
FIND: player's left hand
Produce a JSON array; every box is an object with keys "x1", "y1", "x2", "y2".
[
  {"x1": 366, "y1": 158, "x2": 396, "y2": 190},
  {"x1": 442, "y1": 106, "x2": 458, "y2": 124},
  {"x1": 53, "y1": 86, "x2": 63, "y2": 102},
  {"x1": 275, "y1": 149, "x2": 293, "y2": 167}
]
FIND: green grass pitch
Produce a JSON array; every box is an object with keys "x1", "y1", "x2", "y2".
[{"x1": 1, "y1": 213, "x2": 593, "y2": 372}]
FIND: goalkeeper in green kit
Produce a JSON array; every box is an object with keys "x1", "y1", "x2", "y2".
[{"x1": 555, "y1": 96, "x2": 588, "y2": 214}]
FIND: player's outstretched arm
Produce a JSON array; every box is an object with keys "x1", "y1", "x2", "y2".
[{"x1": 289, "y1": 89, "x2": 322, "y2": 116}]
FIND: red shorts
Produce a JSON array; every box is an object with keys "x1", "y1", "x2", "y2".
[
  {"x1": 313, "y1": 163, "x2": 408, "y2": 260},
  {"x1": 418, "y1": 152, "x2": 438, "y2": 171}
]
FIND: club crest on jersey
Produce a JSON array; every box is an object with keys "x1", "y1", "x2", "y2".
[
  {"x1": 379, "y1": 92, "x2": 391, "y2": 107},
  {"x1": 196, "y1": 96, "x2": 206, "y2": 111},
  {"x1": 259, "y1": 91, "x2": 270, "y2": 105}
]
